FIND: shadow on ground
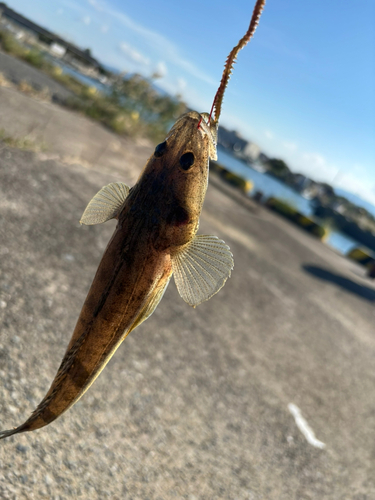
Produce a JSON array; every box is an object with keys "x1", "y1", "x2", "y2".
[{"x1": 302, "y1": 264, "x2": 375, "y2": 302}]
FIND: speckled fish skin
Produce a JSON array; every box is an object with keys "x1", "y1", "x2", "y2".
[
  {"x1": 0, "y1": 0, "x2": 267, "y2": 438},
  {"x1": 0, "y1": 111, "x2": 219, "y2": 439}
]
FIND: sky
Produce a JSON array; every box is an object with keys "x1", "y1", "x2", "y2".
[{"x1": 4, "y1": 0, "x2": 375, "y2": 205}]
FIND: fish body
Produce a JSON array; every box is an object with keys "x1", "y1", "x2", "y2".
[
  {"x1": 0, "y1": 112, "x2": 233, "y2": 438},
  {"x1": 0, "y1": 0, "x2": 266, "y2": 439}
]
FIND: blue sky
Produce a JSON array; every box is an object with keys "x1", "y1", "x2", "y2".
[{"x1": 5, "y1": 0, "x2": 375, "y2": 204}]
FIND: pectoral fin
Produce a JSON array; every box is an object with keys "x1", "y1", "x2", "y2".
[
  {"x1": 80, "y1": 182, "x2": 130, "y2": 225},
  {"x1": 172, "y1": 235, "x2": 234, "y2": 307}
]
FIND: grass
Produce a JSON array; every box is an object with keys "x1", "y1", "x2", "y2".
[
  {"x1": 265, "y1": 197, "x2": 327, "y2": 239},
  {"x1": 0, "y1": 128, "x2": 47, "y2": 152},
  {"x1": 0, "y1": 71, "x2": 11, "y2": 87},
  {"x1": 0, "y1": 71, "x2": 51, "y2": 101}
]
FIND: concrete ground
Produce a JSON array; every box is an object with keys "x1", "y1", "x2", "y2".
[
  {"x1": 0, "y1": 84, "x2": 152, "y2": 182},
  {"x1": 0, "y1": 51, "x2": 72, "y2": 102},
  {"x1": 1, "y1": 87, "x2": 375, "y2": 499}
]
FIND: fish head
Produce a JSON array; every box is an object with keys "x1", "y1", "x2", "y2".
[
  {"x1": 134, "y1": 111, "x2": 218, "y2": 248},
  {"x1": 163, "y1": 109, "x2": 217, "y2": 221},
  {"x1": 167, "y1": 110, "x2": 218, "y2": 163}
]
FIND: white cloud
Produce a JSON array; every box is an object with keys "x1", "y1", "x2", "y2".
[
  {"x1": 220, "y1": 113, "x2": 255, "y2": 137},
  {"x1": 82, "y1": 15, "x2": 91, "y2": 25},
  {"x1": 57, "y1": 8, "x2": 64, "y2": 15},
  {"x1": 288, "y1": 158, "x2": 375, "y2": 206},
  {"x1": 119, "y1": 42, "x2": 150, "y2": 66},
  {"x1": 252, "y1": 130, "x2": 341, "y2": 186},
  {"x1": 83, "y1": 0, "x2": 216, "y2": 85},
  {"x1": 155, "y1": 61, "x2": 167, "y2": 78},
  {"x1": 301, "y1": 152, "x2": 326, "y2": 168},
  {"x1": 333, "y1": 172, "x2": 375, "y2": 206},
  {"x1": 177, "y1": 77, "x2": 187, "y2": 91},
  {"x1": 287, "y1": 151, "x2": 339, "y2": 184},
  {"x1": 259, "y1": 26, "x2": 307, "y2": 62},
  {"x1": 86, "y1": 0, "x2": 103, "y2": 11},
  {"x1": 156, "y1": 77, "x2": 186, "y2": 97},
  {"x1": 100, "y1": 24, "x2": 109, "y2": 34},
  {"x1": 61, "y1": 0, "x2": 86, "y2": 14},
  {"x1": 283, "y1": 141, "x2": 297, "y2": 151},
  {"x1": 224, "y1": 120, "x2": 375, "y2": 207},
  {"x1": 273, "y1": 147, "x2": 375, "y2": 206},
  {"x1": 112, "y1": 10, "x2": 215, "y2": 84}
]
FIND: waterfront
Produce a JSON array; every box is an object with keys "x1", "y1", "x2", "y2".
[
  {"x1": 45, "y1": 61, "x2": 373, "y2": 260},
  {"x1": 217, "y1": 146, "x2": 313, "y2": 215},
  {"x1": 0, "y1": 46, "x2": 366, "y2": 258},
  {"x1": 216, "y1": 145, "x2": 364, "y2": 256},
  {"x1": 45, "y1": 55, "x2": 109, "y2": 93}
]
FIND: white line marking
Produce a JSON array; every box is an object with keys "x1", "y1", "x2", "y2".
[{"x1": 288, "y1": 403, "x2": 326, "y2": 449}]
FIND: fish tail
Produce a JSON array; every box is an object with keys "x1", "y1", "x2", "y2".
[
  {"x1": 0, "y1": 427, "x2": 19, "y2": 440},
  {"x1": 0, "y1": 423, "x2": 28, "y2": 440},
  {"x1": 0, "y1": 260, "x2": 172, "y2": 441},
  {"x1": 0, "y1": 405, "x2": 56, "y2": 440},
  {"x1": 0, "y1": 324, "x2": 132, "y2": 441}
]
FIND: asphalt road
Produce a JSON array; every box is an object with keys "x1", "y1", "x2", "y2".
[
  {"x1": 0, "y1": 50, "x2": 72, "y2": 102},
  {"x1": 1, "y1": 112, "x2": 375, "y2": 498}
]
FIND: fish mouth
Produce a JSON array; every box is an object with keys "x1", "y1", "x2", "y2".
[
  {"x1": 198, "y1": 112, "x2": 218, "y2": 161},
  {"x1": 167, "y1": 111, "x2": 218, "y2": 161}
]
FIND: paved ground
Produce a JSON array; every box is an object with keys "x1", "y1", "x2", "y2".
[
  {"x1": 0, "y1": 50, "x2": 72, "y2": 102},
  {"x1": 1, "y1": 91, "x2": 375, "y2": 499},
  {"x1": 0, "y1": 85, "x2": 152, "y2": 184}
]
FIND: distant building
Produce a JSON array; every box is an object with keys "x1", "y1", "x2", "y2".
[
  {"x1": 242, "y1": 141, "x2": 260, "y2": 162},
  {"x1": 292, "y1": 173, "x2": 312, "y2": 191},
  {"x1": 331, "y1": 200, "x2": 347, "y2": 214},
  {"x1": 0, "y1": 2, "x2": 104, "y2": 75},
  {"x1": 50, "y1": 42, "x2": 66, "y2": 57},
  {"x1": 218, "y1": 126, "x2": 247, "y2": 152},
  {"x1": 258, "y1": 152, "x2": 269, "y2": 164},
  {"x1": 218, "y1": 125, "x2": 261, "y2": 163}
]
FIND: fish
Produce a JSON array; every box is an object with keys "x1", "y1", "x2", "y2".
[{"x1": 0, "y1": 0, "x2": 265, "y2": 440}]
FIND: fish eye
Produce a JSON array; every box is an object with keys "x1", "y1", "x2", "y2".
[
  {"x1": 154, "y1": 141, "x2": 167, "y2": 158},
  {"x1": 179, "y1": 152, "x2": 195, "y2": 170}
]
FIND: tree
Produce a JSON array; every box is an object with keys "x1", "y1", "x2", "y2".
[{"x1": 266, "y1": 158, "x2": 290, "y2": 178}]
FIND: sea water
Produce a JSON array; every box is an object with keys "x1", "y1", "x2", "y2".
[{"x1": 216, "y1": 146, "x2": 362, "y2": 256}]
